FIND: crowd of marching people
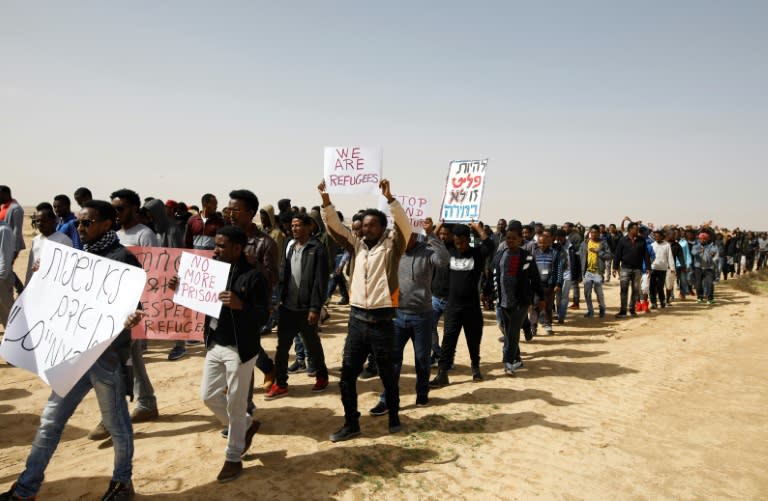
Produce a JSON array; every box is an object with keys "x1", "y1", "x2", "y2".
[{"x1": 0, "y1": 181, "x2": 766, "y2": 499}]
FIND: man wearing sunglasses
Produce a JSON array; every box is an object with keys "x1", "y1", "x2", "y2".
[
  {"x1": 2, "y1": 200, "x2": 144, "y2": 501},
  {"x1": 86, "y1": 189, "x2": 160, "y2": 442}
]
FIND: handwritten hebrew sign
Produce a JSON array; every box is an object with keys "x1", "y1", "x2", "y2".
[
  {"x1": 323, "y1": 146, "x2": 382, "y2": 194},
  {"x1": 439, "y1": 159, "x2": 489, "y2": 223},
  {"x1": 0, "y1": 241, "x2": 146, "y2": 397}
]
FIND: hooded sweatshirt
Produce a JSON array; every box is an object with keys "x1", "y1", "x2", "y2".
[
  {"x1": 398, "y1": 234, "x2": 449, "y2": 314},
  {"x1": 259, "y1": 204, "x2": 286, "y2": 264},
  {"x1": 310, "y1": 207, "x2": 338, "y2": 270},
  {"x1": 144, "y1": 199, "x2": 170, "y2": 246}
]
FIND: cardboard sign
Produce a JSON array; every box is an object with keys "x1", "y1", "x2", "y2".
[
  {"x1": 323, "y1": 146, "x2": 382, "y2": 194},
  {"x1": 0, "y1": 241, "x2": 146, "y2": 397},
  {"x1": 128, "y1": 247, "x2": 213, "y2": 341},
  {"x1": 378, "y1": 195, "x2": 431, "y2": 234},
  {"x1": 439, "y1": 159, "x2": 489, "y2": 222},
  {"x1": 173, "y1": 251, "x2": 231, "y2": 319}
]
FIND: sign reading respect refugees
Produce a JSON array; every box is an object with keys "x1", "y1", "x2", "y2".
[
  {"x1": 439, "y1": 159, "x2": 489, "y2": 222},
  {"x1": 0, "y1": 241, "x2": 146, "y2": 397},
  {"x1": 323, "y1": 146, "x2": 382, "y2": 194},
  {"x1": 128, "y1": 247, "x2": 213, "y2": 341},
  {"x1": 173, "y1": 251, "x2": 231, "y2": 319},
  {"x1": 378, "y1": 195, "x2": 431, "y2": 234}
]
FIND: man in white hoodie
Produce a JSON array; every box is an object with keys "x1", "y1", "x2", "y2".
[{"x1": 650, "y1": 229, "x2": 676, "y2": 309}]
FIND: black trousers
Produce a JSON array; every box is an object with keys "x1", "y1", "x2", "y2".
[
  {"x1": 275, "y1": 306, "x2": 328, "y2": 387},
  {"x1": 649, "y1": 270, "x2": 667, "y2": 306},
  {"x1": 438, "y1": 303, "x2": 483, "y2": 370},
  {"x1": 339, "y1": 316, "x2": 399, "y2": 424}
]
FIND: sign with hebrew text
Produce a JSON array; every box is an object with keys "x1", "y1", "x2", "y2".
[{"x1": 439, "y1": 159, "x2": 489, "y2": 223}]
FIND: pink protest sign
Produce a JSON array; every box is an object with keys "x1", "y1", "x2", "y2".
[
  {"x1": 127, "y1": 247, "x2": 213, "y2": 341},
  {"x1": 323, "y1": 146, "x2": 382, "y2": 194}
]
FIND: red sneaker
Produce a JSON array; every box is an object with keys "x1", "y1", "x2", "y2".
[
  {"x1": 312, "y1": 377, "x2": 329, "y2": 392},
  {"x1": 264, "y1": 384, "x2": 288, "y2": 400}
]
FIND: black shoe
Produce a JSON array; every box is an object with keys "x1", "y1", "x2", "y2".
[
  {"x1": 101, "y1": 480, "x2": 135, "y2": 500},
  {"x1": 287, "y1": 360, "x2": 306, "y2": 373},
  {"x1": 369, "y1": 401, "x2": 389, "y2": 416},
  {"x1": 471, "y1": 366, "x2": 483, "y2": 382},
  {"x1": 630, "y1": 310, "x2": 638, "y2": 317},
  {"x1": 615, "y1": 311, "x2": 627, "y2": 318},
  {"x1": 415, "y1": 395, "x2": 429, "y2": 407},
  {"x1": 306, "y1": 366, "x2": 317, "y2": 377},
  {"x1": 360, "y1": 366, "x2": 378, "y2": 379},
  {"x1": 429, "y1": 370, "x2": 449, "y2": 388},
  {"x1": 167, "y1": 345, "x2": 186, "y2": 361},
  {"x1": 0, "y1": 484, "x2": 34, "y2": 501},
  {"x1": 524, "y1": 326, "x2": 533, "y2": 341},
  {"x1": 389, "y1": 415, "x2": 402, "y2": 434},
  {"x1": 242, "y1": 420, "x2": 261, "y2": 457},
  {"x1": 216, "y1": 461, "x2": 243, "y2": 483},
  {"x1": 329, "y1": 423, "x2": 361, "y2": 443}
]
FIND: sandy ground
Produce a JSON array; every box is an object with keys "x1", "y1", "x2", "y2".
[{"x1": 1, "y1": 226, "x2": 767, "y2": 500}]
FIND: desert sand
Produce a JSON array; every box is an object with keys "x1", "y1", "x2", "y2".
[{"x1": 1, "y1": 224, "x2": 767, "y2": 500}]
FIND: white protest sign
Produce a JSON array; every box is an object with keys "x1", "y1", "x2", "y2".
[
  {"x1": 323, "y1": 146, "x2": 382, "y2": 194},
  {"x1": 0, "y1": 241, "x2": 147, "y2": 397},
  {"x1": 378, "y1": 195, "x2": 431, "y2": 234},
  {"x1": 439, "y1": 159, "x2": 489, "y2": 222},
  {"x1": 173, "y1": 252, "x2": 231, "y2": 319}
]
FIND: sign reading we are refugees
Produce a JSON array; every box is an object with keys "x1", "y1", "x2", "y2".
[
  {"x1": 129, "y1": 247, "x2": 214, "y2": 341},
  {"x1": 439, "y1": 159, "x2": 489, "y2": 223},
  {"x1": 323, "y1": 146, "x2": 382, "y2": 194},
  {"x1": 0, "y1": 241, "x2": 146, "y2": 397}
]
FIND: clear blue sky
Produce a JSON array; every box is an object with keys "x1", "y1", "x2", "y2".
[{"x1": 2, "y1": 1, "x2": 766, "y2": 229}]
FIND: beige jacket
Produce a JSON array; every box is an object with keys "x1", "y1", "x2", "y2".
[{"x1": 322, "y1": 201, "x2": 411, "y2": 310}]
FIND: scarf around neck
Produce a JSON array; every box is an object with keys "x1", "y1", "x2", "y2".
[{"x1": 83, "y1": 229, "x2": 119, "y2": 255}]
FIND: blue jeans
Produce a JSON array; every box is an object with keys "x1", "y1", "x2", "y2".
[
  {"x1": 501, "y1": 304, "x2": 528, "y2": 363},
  {"x1": 130, "y1": 339, "x2": 156, "y2": 411},
  {"x1": 379, "y1": 310, "x2": 432, "y2": 403},
  {"x1": 431, "y1": 296, "x2": 448, "y2": 360},
  {"x1": 557, "y1": 279, "x2": 573, "y2": 321},
  {"x1": 326, "y1": 254, "x2": 349, "y2": 301},
  {"x1": 15, "y1": 354, "x2": 133, "y2": 497},
  {"x1": 619, "y1": 268, "x2": 643, "y2": 313}
]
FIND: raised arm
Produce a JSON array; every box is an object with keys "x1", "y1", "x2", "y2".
[{"x1": 318, "y1": 180, "x2": 356, "y2": 248}]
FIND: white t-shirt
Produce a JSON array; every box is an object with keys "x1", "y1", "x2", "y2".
[
  {"x1": 26, "y1": 231, "x2": 73, "y2": 283},
  {"x1": 117, "y1": 224, "x2": 159, "y2": 247}
]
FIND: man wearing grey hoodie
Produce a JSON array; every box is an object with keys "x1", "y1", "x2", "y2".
[{"x1": 369, "y1": 228, "x2": 449, "y2": 414}]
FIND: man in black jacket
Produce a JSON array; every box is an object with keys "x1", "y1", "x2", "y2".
[
  {"x1": 169, "y1": 225, "x2": 269, "y2": 483},
  {"x1": 265, "y1": 213, "x2": 330, "y2": 399},
  {"x1": 612, "y1": 221, "x2": 651, "y2": 317},
  {"x1": 493, "y1": 223, "x2": 545, "y2": 375},
  {"x1": 430, "y1": 222, "x2": 494, "y2": 387}
]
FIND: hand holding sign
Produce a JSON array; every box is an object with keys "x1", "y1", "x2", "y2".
[
  {"x1": 124, "y1": 310, "x2": 146, "y2": 330},
  {"x1": 218, "y1": 291, "x2": 242, "y2": 311}
]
